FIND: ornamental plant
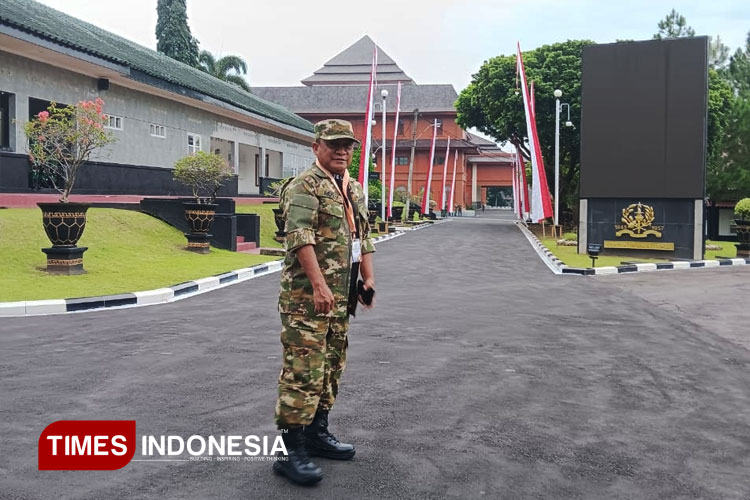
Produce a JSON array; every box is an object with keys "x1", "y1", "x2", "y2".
[
  {"x1": 24, "y1": 98, "x2": 115, "y2": 202},
  {"x1": 173, "y1": 151, "x2": 233, "y2": 204},
  {"x1": 735, "y1": 198, "x2": 750, "y2": 220}
]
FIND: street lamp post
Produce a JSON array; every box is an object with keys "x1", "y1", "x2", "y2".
[
  {"x1": 380, "y1": 89, "x2": 388, "y2": 220},
  {"x1": 553, "y1": 89, "x2": 573, "y2": 228}
]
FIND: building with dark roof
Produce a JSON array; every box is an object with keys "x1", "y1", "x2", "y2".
[
  {"x1": 302, "y1": 35, "x2": 413, "y2": 86},
  {"x1": 254, "y1": 35, "x2": 513, "y2": 209},
  {"x1": 0, "y1": 0, "x2": 315, "y2": 196}
]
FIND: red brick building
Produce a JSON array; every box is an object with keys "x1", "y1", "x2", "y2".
[{"x1": 254, "y1": 36, "x2": 513, "y2": 209}]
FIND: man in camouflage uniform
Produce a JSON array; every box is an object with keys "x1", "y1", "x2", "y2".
[{"x1": 273, "y1": 119, "x2": 376, "y2": 486}]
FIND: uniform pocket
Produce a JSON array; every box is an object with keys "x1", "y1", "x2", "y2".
[
  {"x1": 281, "y1": 345, "x2": 325, "y2": 389},
  {"x1": 317, "y1": 197, "x2": 344, "y2": 239}
]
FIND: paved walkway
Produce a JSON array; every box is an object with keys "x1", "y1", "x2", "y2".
[{"x1": 2, "y1": 214, "x2": 750, "y2": 499}]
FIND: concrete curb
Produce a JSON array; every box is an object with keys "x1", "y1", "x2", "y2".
[
  {"x1": 393, "y1": 219, "x2": 449, "y2": 231},
  {"x1": 1, "y1": 231, "x2": 408, "y2": 318},
  {"x1": 515, "y1": 221, "x2": 750, "y2": 277}
]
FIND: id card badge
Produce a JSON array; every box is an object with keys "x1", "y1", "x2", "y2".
[{"x1": 351, "y1": 238, "x2": 362, "y2": 264}]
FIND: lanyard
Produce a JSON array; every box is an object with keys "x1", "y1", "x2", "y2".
[{"x1": 316, "y1": 161, "x2": 358, "y2": 236}]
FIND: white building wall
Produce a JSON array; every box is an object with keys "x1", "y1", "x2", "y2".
[{"x1": 0, "y1": 50, "x2": 314, "y2": 174}]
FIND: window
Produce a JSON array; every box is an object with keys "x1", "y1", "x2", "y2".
[
  {"x1": 187, "y1": 133, "x2": 201, "y2": 155},
  {"x1": 434, "y1": 155, "x2": 445, "y2": 165},
  {"x1": 435, "y1": 119, "x2": 443, "y2": 134},
  {"x1": 397, "y1": 156, "x2": 409, "y2": 165},
  {"x1": 265, "y1": 154, "x2": 270, "y2": 177},
  {"x1": 0, "y1": 91, "x2": 11, "y2": 150},
  {"x1": 149, "y1": 123, "x2": 166, "y2": 138},
  {"x1": 104, "y1": 114, "x2": 123, "y2": 130},
  {"x1": 398, "y1": 118, "x2": 405, "y2": 136}
]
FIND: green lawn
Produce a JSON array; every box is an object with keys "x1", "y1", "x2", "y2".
[
  {"x1": 540, "y1": 237, "x2": 740, "y2": 268},
  {"x1": 235, "y1": 203, "x2": 283, "y2": 248},
  {"x1": 0, "y1": 208, "x2": 277, "y2": 302},
  {"x1": 705, "y1": 240, "x2": 738, "y2": 259}
]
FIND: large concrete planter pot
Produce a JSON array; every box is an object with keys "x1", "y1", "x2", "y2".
[
  {"x1": 38, "y1": 202, "x2": 89, "y2": 275},
  {"x1": 733, "y1": 219, "x2": 750, "y2": 257},
  {"x1": 183, "y1": 202, "x2": 218, "y2": 254}
]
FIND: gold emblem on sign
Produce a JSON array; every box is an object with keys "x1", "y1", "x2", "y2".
[{"x1": 615, "y1": 202, "x2": 664, "y2": 238}]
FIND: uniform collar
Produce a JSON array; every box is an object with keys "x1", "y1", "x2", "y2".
[{"x1": 313, "y1": 160, "x2": 350, "y2": 183}]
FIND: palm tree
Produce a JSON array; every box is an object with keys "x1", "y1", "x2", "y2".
[{"x1": 198, "y1": 50, "x2": 250, "y2": 92}]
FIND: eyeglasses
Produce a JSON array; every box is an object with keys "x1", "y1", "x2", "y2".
[{"x1": 323, "y1": 140, "x2": 356, "y2": 152}]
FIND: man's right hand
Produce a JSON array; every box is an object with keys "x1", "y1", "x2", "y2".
[{"x1": 313, "y1": 283, "x2": 335, "y2": 314}]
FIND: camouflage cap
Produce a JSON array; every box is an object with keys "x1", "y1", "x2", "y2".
[{"x1": 314, "y1": 119, "x2": 360, "y2": 144}]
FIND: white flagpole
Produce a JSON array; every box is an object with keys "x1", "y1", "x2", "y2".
[
  {"x1": 448, "y1": 149, "x2": 458, "y2": 214},
  {"x1": 359, "y1": 48, "x2": 377, "y2": 207},
  {"x1": 388, "y1": 82, "x2": 402, "y2": 219},
  {"x1": 422, "y1": 119, "x2": 438, "y2": 215},
  {"x1": 440, "y1": 137, "x2": 450, "y2": 214}
]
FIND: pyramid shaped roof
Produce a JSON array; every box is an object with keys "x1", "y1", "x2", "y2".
[{"x1": 302, "y1": 35, "x2": 413, "y2": 86}]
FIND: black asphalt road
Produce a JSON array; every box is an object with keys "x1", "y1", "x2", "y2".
[{"x1": 2, "y1": 212, "x2": 750, "y2": 499}]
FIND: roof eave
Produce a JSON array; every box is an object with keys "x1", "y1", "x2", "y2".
[{"x1": 0, "y1": 26, "x2": 313, "y2": 141}]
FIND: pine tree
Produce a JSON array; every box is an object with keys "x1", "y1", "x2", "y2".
[
  {"x1": 653, "y1": 9, "x2": 695, "y2": 40},
  {"x1": 156, "y1": 0, "x2": 200, "y2": 67}
]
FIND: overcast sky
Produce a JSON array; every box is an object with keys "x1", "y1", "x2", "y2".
[{"x1": 38, "y1": 0, "x2": 750, "y2": 92}]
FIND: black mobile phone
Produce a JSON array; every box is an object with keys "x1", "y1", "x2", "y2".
[{"x1": 357, "y1": 279, "x2": 375, "y2": 305}]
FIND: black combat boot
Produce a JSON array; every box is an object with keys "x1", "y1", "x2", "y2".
[
  {"x1": 304, "y1": 410, "x2": 356, "y2": 460},
  {"x1": 272, "y1": 426, "x2": 323, "y2": 486}
]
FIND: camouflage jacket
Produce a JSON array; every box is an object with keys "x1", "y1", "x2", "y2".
[{"x1": 278, "y1": 163, "x2": 375, "y2": 318}]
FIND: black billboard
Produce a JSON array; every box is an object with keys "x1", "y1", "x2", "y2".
[{"x1": 580, "y1": 38, "x2": 708, "y2": 199}]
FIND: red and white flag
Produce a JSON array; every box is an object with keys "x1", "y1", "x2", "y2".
[
  {"x1": 439, "y1": 137, "x2": 451, "y2": 213},
  {"x1": 512, "y1": 150, "x2": 519, "y2": 217},
  {"x1": 421, "y1": 119, "x2": 438, "y2": 215},
  {"x1": 387, "y1": 82, "x2": 402, "y2": 219},
  {"x1": 359, "y1": 48, "x2": 378, "y2": 206},
  {"x1": 513, "y1": 139, "x2": 530, "y2": 219},
  {"x1": 448, "y1": 149, "x2": 458, "y2": 214},
  {"x1": 520, "y1": 148, "x2": 530, "y2": 218},
  {"x1": 516, "y1": 42, "x2": 553, "y2": 222},
  {"x1": 513, "y1": 145, "x2": 526, "y2": 219}
]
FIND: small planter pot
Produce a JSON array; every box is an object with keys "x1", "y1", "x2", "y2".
[
  {"x1": 183, "y1": 202, "x2": 218, "y2": 254},
  {"x1": 390, "y1": 206, "x2": 403, "y2": 222},
  {"x1": 734, "y1": 219, "x2": 750, "y2": 257},
  {"x1": 37, "y1": 202, "x2": 90, "y2": 275}
]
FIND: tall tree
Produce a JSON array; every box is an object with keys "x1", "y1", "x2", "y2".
[
  {"x1": 707, "y1": 98, "x2": 750, "y2": 200},
  {"x1": 156, "y1": 0, "x2": 200, "y2": 67},
  {"x1": 709, "y1": 35, "x2": 730, "y2": 69},
  {"x1": 653, "y1": 9, "x2": 695, "y2": 39},
  {"x1": 711, "y1": 31, "x2": 750, "y2": 201},
  {"x1": 198, "y1": 51, "x2": 251, "y2": 92},
  {"x1": 706, "y1": 69, "x2": 736, "y2": 198},
  {"x1": 728, "y1": 31, "x2": 750, "y2": 97},
  {"x1": 456, "y1": 40, "x2": 592, "y2": 214}
]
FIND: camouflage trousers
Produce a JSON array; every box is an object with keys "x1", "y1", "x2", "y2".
[{"x1": 275, "y1": 313, "x2": 350, "y2": 428}]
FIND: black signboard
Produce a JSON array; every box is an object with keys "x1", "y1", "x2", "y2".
[{"x1": 587, "y1": 198, "x2": 695, "y2": 259}]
